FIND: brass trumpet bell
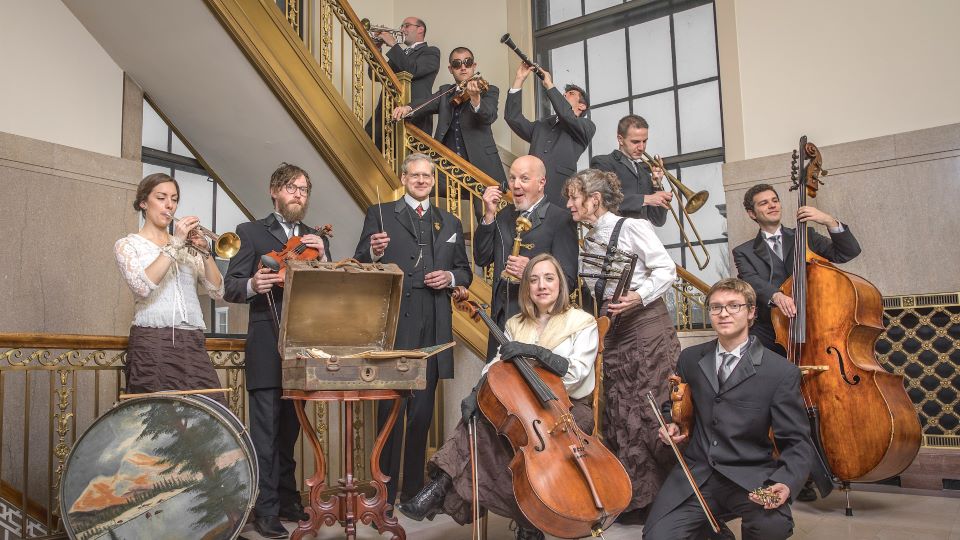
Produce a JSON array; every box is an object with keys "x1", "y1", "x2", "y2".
[{"x1": 215, "y1": 232, "x2": 241, "y2": 259}]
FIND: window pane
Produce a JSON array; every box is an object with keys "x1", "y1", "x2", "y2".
[
  {"x1": 584, "y1": 0, "x2": 622, "y2": 15},
  {"x1": 550, "y1": 41, "x2": 586, "y2": 92},
  {"x1": 686, "y1": 242, "x2": 730, "y2": 287},
  {"x1": 545, "y1": 0, "x2": 582, "y2": 26},
  {"x1": 652, "y1": 167, "x2": 681, "y2": 247},
  {"x1": 678, "y1": 81, "x2": 722, "y2": 153},
  {"x1": 173, "y1": 170, "x2": 214, "y2": 226},
  {"x1": 215, "y1": 187, "x2": 250, "y2": 237},
  {"x1": 629, "y1": 16, "x2": 673, "y2": 94},
  {"x1": 586, "y1": 29, "x2": 627, "y2": 105},
  {"x1": 632, "y1": 91, "x2": 677, "y2": 158},
  {"x1": 170, "y1": 131, "x2": 194, "y2": 158},
  {"x1": 586, "y1": 101, "x2": 630, "y2": 159},
  {"x1": 674, "y1": 3, "x2": 718, "y2": 84},
  {"x1": 676, "y1": 161, "x2": 725, "y2": 245},
  {"x1": 577, "y1": 151, "x2": 589, "y2": 173},
  {"x1": 142, "y1": 101, "x2": 168, "y2": 151},
  {"x1": 142, "y1": 163, "x2": 171, "y2": 178}
]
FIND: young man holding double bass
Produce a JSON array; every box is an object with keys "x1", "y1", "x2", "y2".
[{"x1": 644, "y1": 278, "x2": 813, "y2": 540}]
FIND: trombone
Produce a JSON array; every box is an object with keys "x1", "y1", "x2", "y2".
[
  {"x1": 167, "y1": 215, "x2": 241, "y2": 259},
  {"x1": 638, "y1": 151, "x2": 711, "y2": 270},
  {"x1": 360, "y1": 18, "x2": 404, "y2": 46}
]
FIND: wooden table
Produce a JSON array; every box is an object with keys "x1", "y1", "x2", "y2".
[{"x1": 283, "y1": 389, "x2": 407, "y2": 540}]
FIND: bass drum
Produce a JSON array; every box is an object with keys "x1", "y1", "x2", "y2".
[{"x1": 60, "y1": 394, "x2": 258, "y2": 540}]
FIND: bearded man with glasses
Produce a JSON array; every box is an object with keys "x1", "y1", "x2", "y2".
[
  {"x1": 392, "y1": 47, "x2": 507, "y2": 194},
  {"x1": 224, "y1": 163, "x2": 330, "y2": 539},
  {"x1": 645, "y1": 278, "x2": 813, "y2": 540}
]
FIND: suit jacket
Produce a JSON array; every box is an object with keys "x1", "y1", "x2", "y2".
[
  {"x1": 590, "y1": 150, "x2": 667, "y2": 226},
  {"x1": 353, "y1": 200, "x2": 472, "y2": 378},
  {"x1": 646, "y1": 337, "x2": 813, "y2": 529},
  {"x1": 732, "y1": 224, "x2": 861, "y2": 327},
  {"x1": 409, "y1": 83, "x2": 507, "y2": 186},
  {"x1": 473, "y1": 199, "x2": 579, "y2": 337},
  {"x1": 385, "y1": 42, "x2": 440, "y2": 134},
  {"x1": 505, "y1": 86, "x2": 596, "y2": 207},
  {"x1": 223, "y1": 213, "x2": 331, "y2": 390}
]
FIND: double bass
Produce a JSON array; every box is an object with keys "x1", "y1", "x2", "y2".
[
  {"x1": 772, "y1": 137, "x2": 920, "y2": 509},
  {"x1": 451, "y1": 287, "x2": 631, "y2": 539}
]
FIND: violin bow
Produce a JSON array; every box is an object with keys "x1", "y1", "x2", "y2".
[{"x1": 645, "y1": 392, "x2": 721, "y2": 534}]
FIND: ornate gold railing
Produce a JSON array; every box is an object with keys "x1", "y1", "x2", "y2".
[
  {"x1": 672, "y1": 266, "x2": 711, "y2": 330},
  {"x1": 0, "y1": 333, "x2": 375, "y2": 539}
]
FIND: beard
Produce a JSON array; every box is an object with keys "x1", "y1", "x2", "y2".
[{"x1": 278, "y1": 199, "x2": 308, "y2": 224}]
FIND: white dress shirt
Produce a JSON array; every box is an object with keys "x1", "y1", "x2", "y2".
[
  {"x1": 580, "y1": 211, "x2": 676, "y2": 305},
  {"x1": 715, "y1": 336, "x2": 751, "y2": 378},
  {"x1": 372, "y1": 195, "x2": 455, "y2": 287}
]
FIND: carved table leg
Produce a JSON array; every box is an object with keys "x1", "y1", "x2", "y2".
[
  {"x1": 357, "y1": 396, "x2": 406, "y2": 539},
  {"x1": 291, "y1": 400, "x2": 340, "y2": 540}
]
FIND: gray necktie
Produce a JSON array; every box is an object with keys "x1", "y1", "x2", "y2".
[
  {"x1": 769, "y1": 235, "x2": 783, "y2": 260},
  {"x1": 718, "y1": 352, "x2": 738, "y2": 384}
]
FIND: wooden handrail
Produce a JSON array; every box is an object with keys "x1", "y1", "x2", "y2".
[
  {"x1": 332, "y1": 0, "x2": 402, "y2": 91},
  {"x1": 676, "y1": 266, "x2": 710, "y2": 294},
  {"x1": 0, "y1": 333, "x2": 245, "y2": 351}
]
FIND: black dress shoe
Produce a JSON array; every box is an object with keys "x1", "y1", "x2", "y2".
[
  {"x1": 253, "y1": 515, "x2": 288, "y2": 539},
  {"x1": 396, "y1": 472, "x2": 451, "y2": 521},
  {"x1": 514, "y1": 525, "x2": 545, "y2": 540},
  {"x1": 707, "y1": 522, "x2": 736, "y2": 540},
  {"x1": 278, "y1": 501, "x2": 309, "y2": 522},
  {"x1": 797, "y1": 481, "x2": 818, "y2": 502}
]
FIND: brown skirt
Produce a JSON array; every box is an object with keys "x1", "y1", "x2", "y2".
[
  {"x1": 125, "y1": 326, "x2": 226, "y2": 406},
  {"x1": 428, "y1": 397, "x2": 594, "y2": 528},
  {"x1": 601, "y1": 297, "x2": 680, "y2": 512}
]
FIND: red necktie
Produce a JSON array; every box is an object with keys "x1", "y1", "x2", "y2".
[{"x1": 416, "y1": 205, "x2": 424, "y2": 218}]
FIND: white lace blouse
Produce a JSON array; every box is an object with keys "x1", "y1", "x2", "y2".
[{"x1": 114, "y1": 234, "x2": 224, "y2": 330}]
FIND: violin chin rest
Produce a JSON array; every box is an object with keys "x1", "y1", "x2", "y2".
[{"x1": 260, "y1": 255, "x2": 281, "y2": 271}]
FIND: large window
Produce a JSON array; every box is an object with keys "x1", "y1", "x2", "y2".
[
  {"x1": 141, "y1": 99, "x2": 251, "y2": 335},
  {"x1": 533, "y1": 0, "x2": 729, "y2": 285}
]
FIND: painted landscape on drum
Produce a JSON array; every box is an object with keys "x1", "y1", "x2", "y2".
[{"x1": 61, "y1": 398, "x2": 254, "y2": 540}]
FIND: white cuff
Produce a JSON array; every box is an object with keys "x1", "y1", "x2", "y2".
[{"x1": 246, "y1": 278, "x2": 256, "y2": 299}]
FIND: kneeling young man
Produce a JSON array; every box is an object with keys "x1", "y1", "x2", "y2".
[{"x1": 644, "y1": 278, "x2": 812, "y2": 540}]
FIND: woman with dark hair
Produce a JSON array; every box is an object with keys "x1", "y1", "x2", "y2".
[
  {"x1": 564, "y1": 168, "x2": 680, "y2": 523},
  {"x1": 398, "y1": 253, "x2": 599, "y2": 540},
  {"x1": 113, "y1": 173, "x2": 226, "y2": 403}
]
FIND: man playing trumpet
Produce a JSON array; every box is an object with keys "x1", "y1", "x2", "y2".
[{"x1": 474, "y1": 155, "x2": 579, "y2": 359}]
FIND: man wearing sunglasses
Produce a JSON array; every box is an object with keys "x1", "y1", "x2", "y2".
[
  {"x1": 505, "y1": 62, "x2": 595, "y2": 208},
  {"x1": 367, "y1": 17, "x2": 440, "y2": 144},
  {"x1": 392, "y1": 47, "x2": 507, "y2": 191},
  {"x1": 224, "y1": 163, "x2": 330, "y2": 539},
  {"x1": 645, "y1": 278, "x2": 812, "y2": 540}
]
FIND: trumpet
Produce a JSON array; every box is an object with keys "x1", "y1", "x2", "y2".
[
  {"x1": 360, "y1": 18, "x2": 403, "y2": 46},
  {"x1": 166, "y1": 215, "x2": 241, "y2": 259},
  {"x1": 638, "y1": 152, "x2": 711, "y2": 270}
]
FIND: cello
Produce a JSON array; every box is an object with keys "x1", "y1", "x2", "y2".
[
  {"x1": 772, "y1": 137, "x2": 921, "y2": 511},
  {"x1": 451, "y1": 287, "x2": 631, "y2": 539}
]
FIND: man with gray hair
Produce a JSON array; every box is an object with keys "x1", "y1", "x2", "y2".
[{"x1": 354, "y1": 153, "x2": 472, "y2": 508}]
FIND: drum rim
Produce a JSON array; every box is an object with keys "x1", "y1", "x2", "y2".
[{"x1": 59, "y1": 394, "x2": 258, "y2": 540}]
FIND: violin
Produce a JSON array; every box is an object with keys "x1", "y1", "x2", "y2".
[
  {"x1": 450, "y1": 73, "x2": 489, "y2": 106},
  {"x1": 451, "y1": 287, "x2": 630, "y2": 539},
  {"x1": 259, "y1": 224, "x2": 333, "y2": 287},
  {"x1": 668, "y1": 375, "x2": 693, "y2": 439}
]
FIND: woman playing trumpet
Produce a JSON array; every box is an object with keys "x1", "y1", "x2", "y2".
[
  {"x1": 113, "y1": 173, "x2": 226, "y2": 404},
  {"x1": 564, "y1": 168, "x2": 680, "y2": 522}
]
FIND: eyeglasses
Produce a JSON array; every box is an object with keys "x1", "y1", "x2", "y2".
[
  {"x1": 284, "y1": 184, "x2": 311, "y2": 196},
  {"x1": 707, "y1": 303, "x2": 751, "y2": 315},
  {"x1": 450, "y1": 58, "x2": 475, "y2": 69},
  {"x1": 400, "y1": 22, "x2": 422, "y2": 28}
]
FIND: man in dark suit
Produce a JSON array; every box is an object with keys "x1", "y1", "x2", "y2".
[
  {"x1": 732, "y1": 183, "x2": 861, "y2": 355},
  {"x1": 505, "y1": 63, "x2": 595, "y2": 208},
  {"x1": 590, "y1": 114, "x2": 672, "y2": 225},
  {"x1": 354, "y1": 153, "x2": 472, "y2": 506},
  {"x1": 367, "y1": 17, "x2": 440, "y2": 145},
  {"x1": 392, "y1": 47, "x2": 507, "y2": 190},
  {"x1": 644, "y1": 278, "x2": 813, "y2": 540},
  {"x1": 223, "y1": 163, "x2": 331, "y2": 539},
  {"x1": 474, "y1": 155, "x2": 579, "y2": 359}
]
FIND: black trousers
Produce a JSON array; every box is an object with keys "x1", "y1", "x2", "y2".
[
  {"x1": 249, "y1": 388, "x2": 302, "y2": 517},
  {"x1": 750, "y1": 322, "x2": 786, "y2": 357},
  {"x1": 643, "y1": 473, "x2": 795, "y2": 540},
  {"x1": 378, "y1": 287, "x2": 439, "y2": 505}
]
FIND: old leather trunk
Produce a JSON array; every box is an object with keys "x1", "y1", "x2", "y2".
[{"x1": 279, "y1": 259, "x2": 427, "y2": 390}]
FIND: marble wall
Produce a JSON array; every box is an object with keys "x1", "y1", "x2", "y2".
[{"x1": 722, "y1": 122, "x2": 960, "y2": 297}]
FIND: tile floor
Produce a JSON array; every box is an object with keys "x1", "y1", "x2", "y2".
[{"x1": 240, "y1": 486, "x2": 960, "y2": 540}]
